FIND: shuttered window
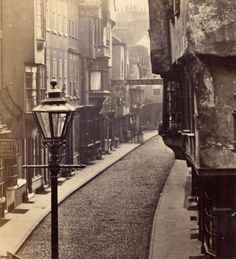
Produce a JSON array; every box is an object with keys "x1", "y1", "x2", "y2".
[{"x1": 174, "y1": 0, "x2": 180, "y2": 17}]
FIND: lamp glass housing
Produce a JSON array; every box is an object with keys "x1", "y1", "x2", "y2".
[
  {"x1": 32, "y1": 81, "x2": 76, "y2": 141},
  {"x1": 34, "y1": 111, "x2": 74, "y2": 139}
]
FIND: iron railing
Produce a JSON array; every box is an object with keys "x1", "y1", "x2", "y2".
[{"x1": 203, "y1": 192, "x2": 216, "y2": 257}]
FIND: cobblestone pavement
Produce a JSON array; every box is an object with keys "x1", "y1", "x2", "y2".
[{"x1": 17, "y1": 136, "x2": 174, "y2": 259}]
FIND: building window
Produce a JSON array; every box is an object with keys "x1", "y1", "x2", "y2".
[
  {"x1": 58, "y1": 2, "x2": 63, "y2": 34},
  {"x1": 63, "y1": 1, "x2": 68, "y2": 35},
  {"x1": 58, "y1": 14, "x2": 62, "y2": 33},
  {"x1": 69, "y1": 56, "x2": 74, "y2": 96},
  {"x1": 167, "y1": 81, "x2": 177, "y2": 129},
  {"x1": 52, "y1": 58, "x2": 57, "y2": 79},
  {"x1": 72, "y1": 21, "x2": 75, "y2": 37},
  {"x1": 75, "y1": 22, "x2": 78, "y2": 38},
  {"x1": 63, "y1": 17, "x2": 67, "y2": 35},
  {"x1": 58, "y1": 58, "x2": 63, "y2": 89},
  {"x1": 106, "y1": 26, "x2": 110, "y2": 46},
  {"x1": 38, "y1": 65, "x2": 46, "y2": 100},
  {"x1": 174, "y1": 0, "x2": 180, "y2": 17},
  {"x1": 68, "y1": 54, "x2": 79, "y2": 97},
  {"x1": 75, "y1": 56, "x2": 80, "y2": 96},
  {"x1": 46, "y1": 56, "x2": 51, "y2": 88},
  {"x1": 170, "y1": 0, "x2": 180, "y2": 22},
  {"x1": 25, "y1": 66, "x2": 37, "y2": 112},
  {"x1": 170, "y1": 0, "x2": 180, "y2": 19},
  {"x1": 36, "y1": 0, "x2": 44, "y2": 38},
  {"x1": 52, "y1": 11, "x2": 56, "y2": 31},
  {"x1": 63, "y1": 59, "x2": 68, "y2": 93},
  {"x1": 94, "y1": 18, "x2": 102, "y2": 46},
  {"x1": 121, "y1": 60, "x2": 124, "y2": 77},
  {"x1": 162, "y1": 80, "x2": 183, "y2": 131},
  {"x1": 90, "y1": 71, "x2": 101, "y2": 90},
  {"x1": 68, "y1": 19, "x2": 71, "y2": 36},
  {"x1": 46, "y1": 1, "x2": 50, "y2": 31},
  {"x1": 102, "y1": 71, "x2": 108, "y2": 91}
]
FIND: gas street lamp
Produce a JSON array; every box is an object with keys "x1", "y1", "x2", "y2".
[{"x1": 32, "y1": 79, "x2": 75, "y2": 259}]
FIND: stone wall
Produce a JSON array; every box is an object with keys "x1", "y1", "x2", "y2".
[
  {"x1": 149, "y1": 0, "x2": 236, "y2": 70},
  {"x1": 149, "y1": 0, "x2": 236, "y2": 168},
  {"x1": 183, "y1": 53, "x2": 236, "y2": 168},
  {"x1": 187, "y1": 0, "x2": 236, "y2": 56},
  {"x1": 148, "y1": 0, "x2": 171, "y2": 74}
]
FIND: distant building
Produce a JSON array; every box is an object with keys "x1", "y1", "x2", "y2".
[
  {"x1": 78, "y1": 0, "x2": 116, "y2": 159},
  {"x1": 112, "y1": 35, "x2": 130, "y2": 142},
  {"x1": 143, "y1": 75, "x2": 162, "y2": 104},
  {"x1": 114, "y1": 6, "x2": 149, "y2": 45},
  {"x1": 141, "y1": 74, "x2": 163, "y2": 130},
  {"x1": 128, "y1": 44, "x2": 151, "y2": 79}
]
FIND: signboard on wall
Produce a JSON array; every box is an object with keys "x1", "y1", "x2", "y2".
[
  {"x1": 112, "y1": 79, "x2": 163, "y2": 86},
  {"x1": 0, "y1": 86, "x2": 23, "y2": 127},
  {"x1": 0, "y1": 139, "x2": 16, "y2": 159}
]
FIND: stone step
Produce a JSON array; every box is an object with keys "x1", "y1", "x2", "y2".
[{"x1": 57, "y1": 177, "x2": 66, "y2": 185}]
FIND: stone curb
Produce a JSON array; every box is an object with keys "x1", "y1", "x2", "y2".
[{"x1": 148, "y1": 158, "x2": 179, "y2": 259}]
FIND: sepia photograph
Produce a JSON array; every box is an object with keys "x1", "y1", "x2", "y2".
[{"x1": 0, "y1": 0, "x2": 235, "y2": 258}]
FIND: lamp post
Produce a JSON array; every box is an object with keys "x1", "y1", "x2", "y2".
[{"x1": 32, "y1": 79, "x2": 75, "y2": 259}]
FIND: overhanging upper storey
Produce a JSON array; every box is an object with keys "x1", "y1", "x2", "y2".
[{"x1": 149, "y1": 0, "x2": 236, "y2": 75}]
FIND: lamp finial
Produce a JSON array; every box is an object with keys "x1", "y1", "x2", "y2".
[{"x1": 50, "y1": 78, "x2": 57, "y2": 89}]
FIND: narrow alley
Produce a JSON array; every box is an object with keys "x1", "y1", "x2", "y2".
[{"x1": 17, "y1": 136, "x2": 174, "y2": 259}]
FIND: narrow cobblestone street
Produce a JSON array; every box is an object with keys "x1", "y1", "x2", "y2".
[{"x1": 17, "y1": 136, "x2": 174, "y2": 259}]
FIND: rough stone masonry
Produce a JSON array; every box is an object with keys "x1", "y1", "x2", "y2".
[{"x1": 148, "y1": 0, "x2": 236, "y2": 168}]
